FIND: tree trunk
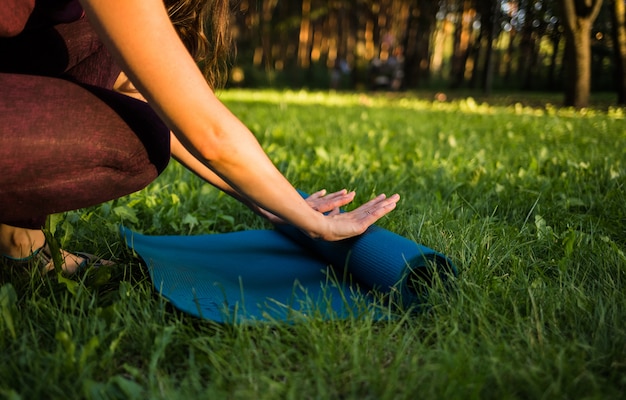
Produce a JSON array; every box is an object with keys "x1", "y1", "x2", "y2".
[
  {"x1": 450, "y1": 0, "x2": 475, "y2": 89},
  {"x1": 520, "y1": 0, "x2": 539, "y2": 90},
  {"x1": 481, "y1": 0, "x2": 499, "y2": 95},
  {"x1": 298, "y1": 0, "x2": 312, "y2": 68},
  {"x1": 468, "y1": 25, "x2": 483, "y2": 89},
  {"x1": 503, "y1": 29, "x2": 516, "y2": 83},
  {"x1": 403, "y1": 1, "x2": 436, "y2": 88},
  {"x1": 261, "y1": 0, "x2": 278, "y2": 74},
  {"x1": 547, "y1": 23, "x2": 562, "y2": 90},
  {"x1": 559, "y1": 0, "x2": 604, "y2": 108},
  {"x1": 563, "y1": 24, "x2": 592, "y2": 107},
  {"x1": 611, "y1": 0, "x2": 626, "y2": 104}
]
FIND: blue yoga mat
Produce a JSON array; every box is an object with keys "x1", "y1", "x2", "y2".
[{"x1": 122, "y1": 218, "x2": 456, "y2": 323}]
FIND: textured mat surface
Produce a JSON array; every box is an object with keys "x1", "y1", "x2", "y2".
[{"x1": 122, "y1": 223, "x2": 456, "y2": 323}]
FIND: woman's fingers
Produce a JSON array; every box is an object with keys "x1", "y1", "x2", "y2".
[
  {"x1": 305, "y1": 188, "x2": 354, "y2": 213},
  {"x1": 357, "y1": 193, "x2": 400, "y2": 220},
  {"x1": 306, "y1": 189, "x2": 327, "y2": 200},
  {"x1": 321, "y1": 193, "x2": 400, "y2": 241}
]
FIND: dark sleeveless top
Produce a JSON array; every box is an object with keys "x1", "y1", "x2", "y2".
[{"x1": 24, "y1": 0, "x2": 84, "y2": 30}]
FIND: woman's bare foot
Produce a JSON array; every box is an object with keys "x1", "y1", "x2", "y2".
[
  {"x1": 41, "y1": 248, "x2": 94, "y2": 274},
  {"x1": 0, "y1": 224, "x2": 98, "y2": 274},
  {"x1": 0, "y1": 224, "x2": 46, "y2": 258}
]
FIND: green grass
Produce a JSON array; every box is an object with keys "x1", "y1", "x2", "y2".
[{"x1": 1, "y1": 89, "x2": 625, "y2": 399}]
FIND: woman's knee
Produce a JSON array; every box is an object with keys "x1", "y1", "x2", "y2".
[
  {"x1": 1, "y1": 74, "x2": 171, "y2": 219},
  {"x1": 83, "y1": 85, "x2": 171, "y2": 174}
]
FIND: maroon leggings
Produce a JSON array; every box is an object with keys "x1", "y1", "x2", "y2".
[{"x1": 0, "y1": 17, "x2": 171, "y2": 229}]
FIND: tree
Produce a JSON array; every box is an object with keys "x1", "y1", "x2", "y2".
[
  {"x1": 542, "y1": 1, "x2": 565, "y2": 91},
  {"x1": 610, "y1": 0, "x2": 626, "y2": 104},
  {"x1": 559, "y1": 0, "x2": 604, "y2": 108},
  {"x1": 227, "y1": 0, "x2": 622, "y2": 103},
  {"x1": 517, "y1": 0, "x2": 544, "y2": 90},
  {"x1": 402, "y1": 1, "x2": 437, "y2": 88},
  {"x1": 449, "y1": 0, "x2": 478, "y2": 89},
  {"x1": 475, "y1": 0, "x2": 500, "y2": 94}
]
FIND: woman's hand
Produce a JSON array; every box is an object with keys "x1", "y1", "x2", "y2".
[
  {"x1": 315, "y1": 193, "x2": 400, "y2": 241},
  {"x1": 257, "y1": 189, "x2": 400, "y2": 241}
]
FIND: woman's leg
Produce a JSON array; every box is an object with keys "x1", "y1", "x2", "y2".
[
  {"x1": 0, "y1": 72, "x2": 170, "y2": 223},
  {"x1": 0, "y1": 73, "x2": 170, "y2": 271},
  {"x1": 0, "y1": 16, "x2": 120, "y2": 88},
  {"x1": 1, "y1": 15, "x2": 170, "y2": 272}
]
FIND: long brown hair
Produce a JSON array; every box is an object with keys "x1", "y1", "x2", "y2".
[{"x1": 164, "y1": 0, "x2": 232, "y2": 89}]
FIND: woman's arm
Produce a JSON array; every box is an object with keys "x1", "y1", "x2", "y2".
[
  {"x1": 113, "y1": 73, "x2": 241, "y2": 198},
  {"x1": 170, "y1": 133, "x2": 360, "y2": 223},
  {"x1": 81, "y1": 0, "x2": 399, "y2": 240},
  {"x1": 0, "y1": 0, "x2": 35, "y2": 37},
  {"x1": 114, "y1": 73, "x2": 361, "y2": 223}
]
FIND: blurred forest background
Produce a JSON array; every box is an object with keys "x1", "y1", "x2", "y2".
[{"x1": 225, "y1": 0, "x2": 626, "y2": 108}]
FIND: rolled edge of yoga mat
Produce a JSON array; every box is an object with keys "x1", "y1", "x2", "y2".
[{"x1": 275, "y1": 215, "x2": 457, "y2": 308}]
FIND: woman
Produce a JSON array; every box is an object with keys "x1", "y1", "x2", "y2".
[{"x1": 0, "y1": 0, "x2": 400, "y2": 273}]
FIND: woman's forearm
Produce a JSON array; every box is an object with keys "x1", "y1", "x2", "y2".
[{"x1": 114, "y1": 73, "x2": 267, "y2": 216}]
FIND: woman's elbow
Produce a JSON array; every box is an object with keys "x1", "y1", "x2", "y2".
[
  {"x1": 195, "y1": 139, "x2": 226, "y2": 165},
  {"x1": 1, "y1": 3, "x2": 35, "y2": 37},
  {"x1": 1, "y1": 20, "x2": 30, "y2": 37}
]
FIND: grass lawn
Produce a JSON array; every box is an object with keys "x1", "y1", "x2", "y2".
[{"x1": 1, "y1": 89, "x2": 625, "y2": 399}]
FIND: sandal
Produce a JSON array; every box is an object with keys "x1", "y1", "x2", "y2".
[{"x1": 1, "y1": 241, "x2": 112, "y2": 275}]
